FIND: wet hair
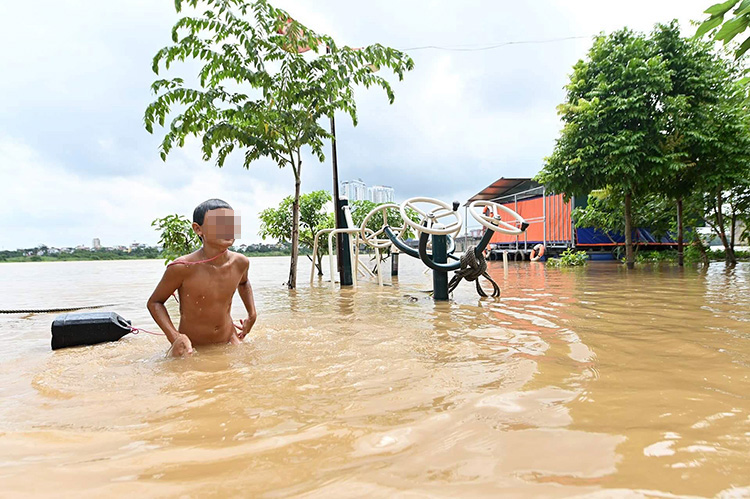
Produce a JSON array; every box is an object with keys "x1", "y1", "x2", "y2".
[{"x1": 193, "y1": 198, "x2": 233, "y2": 225}]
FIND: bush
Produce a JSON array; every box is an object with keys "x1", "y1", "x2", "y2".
[{"x1": 546, "y1": 249, "x2": 589, "y2": 267}]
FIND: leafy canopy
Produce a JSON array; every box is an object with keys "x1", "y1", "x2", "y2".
[
  {"x1": 695, "y1": 0, "x2": 750, "y2": 59},
  {"x1": 536, "y1": 28, "x2": 673, "y2": 199},
  {"x1": 258, "y1": 190, "x2": 333, "y2": 250},
  {"x1": 151, "y1": 214, "x2": 202, "y2": 263},
  {"x1": 144, "y1": 0, "x2": 414, "y2": 177}
]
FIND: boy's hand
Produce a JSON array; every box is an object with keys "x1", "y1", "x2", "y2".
[
  {"x1": 238, "y1": 313, "x2": 257, "y2": 340},
  {"x1": 171, "y1": 333, "x2": 194, "y2": 357}
]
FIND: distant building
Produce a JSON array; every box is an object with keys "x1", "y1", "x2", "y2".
[
  {"x1": 92, "y1": 238, "x2": 101, "y2": 249},
  {"x1": 340, "y1": 178, "x2": 367, "y2": 201},
  {"x1": 341, "y1": 179, "x2": 395, "y2": 204},
  {"x1": 368, "y1": 185, "x2": 394, "y2": 204}
]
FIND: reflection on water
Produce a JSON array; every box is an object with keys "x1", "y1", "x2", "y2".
[{"x1": 0, "y1": 257, "x2": 749, "y2": 497}]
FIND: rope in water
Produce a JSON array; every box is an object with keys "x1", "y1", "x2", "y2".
[
  {"x1": 0, "y1": 304, "x2": 117, "y2": 314},
  {"x1": 447, "y1": 246, "x2": 501, "y2": 298},
  {"x1": 129, "y1": 320, "x2": 245, "y2": 336}
]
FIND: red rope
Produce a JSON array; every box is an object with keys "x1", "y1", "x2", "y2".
[
  {"x1": 167, "y1": 249, "x2": 228, "y2": 268},
  {"x1": 129, "y1": 326, "x2": 164, "y2": 336},
  {"x1": 129, "y1": 321, "x2": 244, "y2": 337}
]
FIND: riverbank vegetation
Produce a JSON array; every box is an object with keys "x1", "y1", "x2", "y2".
[
  {"x1": 546, "y1": 249, "x2": 590, "y2": 267},
  {"x1": 0, "y1": 242, "x2": 303, "y2": 263}
]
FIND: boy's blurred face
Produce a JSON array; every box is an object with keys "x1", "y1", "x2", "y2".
[{"x1": 194, "y1": 208, "x2": 241, "y2": 246}]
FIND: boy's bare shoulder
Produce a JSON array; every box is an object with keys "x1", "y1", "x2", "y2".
[{"x1": 230, "y1": 251, "x2": 250, "y2": 269}]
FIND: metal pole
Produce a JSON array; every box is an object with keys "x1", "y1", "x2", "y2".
[
  {"x1": 336, "y1": 199, "x2": 353, "y2": 286},
  {"x1": 432, "y1": 234, "x2": 449, "y2": 301},
  {"x1": 571, "y1": 196, "x2": 576, "y2": 248},
  {"x1": 328, "y1": 46, "x2": 352, "y2": 287},
  {"x1": 542, "y1": 186, "x2": 547, "y2": 250}
]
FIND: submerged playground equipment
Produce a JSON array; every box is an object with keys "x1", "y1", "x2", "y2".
[{"x1": 312, "y1": 197, "x2": 529, "y2": 300}]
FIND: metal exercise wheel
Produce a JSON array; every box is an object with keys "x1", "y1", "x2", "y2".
[
  {"x1": 400, "y1": 197, "x2": 463, "y2": 236},
  {"x1": 469, "y1": 200, "x2": 529, "y2": 235}
]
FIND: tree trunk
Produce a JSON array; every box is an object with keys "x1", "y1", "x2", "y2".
[
  {"x1": 692, "y1": 233, "x2": 709, "y2": 266},
  {"x1": 288, "y1": 173, "x2": 302, "y2": 289},
  {"x1": 730, "y1": 212, "x2": 737, "y2": 252},
  {"x1": 676, "y1": 197, "x2": 684, "y2": 267},
  {"x1": 714, "y1": 189, "x2": 737, "y2": 266},
  {"x1": 306, "y1": 254, "x2": 323, "y2": 276},
  {"x1": 624, "y1": 192, "x2": 635, "y2": 269}
]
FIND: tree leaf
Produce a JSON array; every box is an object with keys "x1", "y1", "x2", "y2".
[
  {"x1": 705, "y1": 0, "x2": 740, "y2": 15},
  {"x1": 734, "y1": 0, "x2": 750, "y2": 14},
  {"x1": 715, "y1": 15, "x2": 749, "y2": 42},
  {"x1": 695, "y1": 15, "x2": 725, "y2": 38},
  {"x1": 736, "y1": 34, "x2": 750, "y2": 56}
]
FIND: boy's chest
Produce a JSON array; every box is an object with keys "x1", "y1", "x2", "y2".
[{"x1": 181, "y1": 266, "x2": 242, "y2": 301}]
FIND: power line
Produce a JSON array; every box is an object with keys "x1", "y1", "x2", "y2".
[{"x1": 400, "y1": 35, "x2": 591, "y2": 52}]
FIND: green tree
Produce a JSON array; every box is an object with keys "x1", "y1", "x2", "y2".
[
  {"x1": 696, "y1": 0, "x2": 750, "y2": 60},
  {"x1": 536, "y1": 28, "x2": 672, "y2": 269},
  {"x1": 702, "y1": 170, "x2": 750, "y2": 265},
  {"x1": 151, "y1": 214, "x2": 202, "y2": 263},
  {"x1": 144, "y1": 0, "x2": 413, "y2": 289},
  {"x1": 649, "y1": 22, "x2": 743, "y2": 266},
  {"x1": 258, "y1": 190, "x2": 333, "y2": 276}
]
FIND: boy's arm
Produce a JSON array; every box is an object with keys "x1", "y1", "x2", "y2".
[
  {"x1": 237, "y1": 256, "x2": 257, "y2": 340},
  {"x1": 146, "y1": 265, "x2": 187, "y2": 344}
]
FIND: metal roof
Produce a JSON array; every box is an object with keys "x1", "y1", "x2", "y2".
[{"x1": 465, "y1": 178, "x2": 541, "y2": 205}]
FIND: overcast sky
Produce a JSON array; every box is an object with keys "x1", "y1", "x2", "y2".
[{"x1": 0, "y1": 0, "x2": 708, "y2": 249}]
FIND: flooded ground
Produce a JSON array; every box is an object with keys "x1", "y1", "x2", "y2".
[{"x1": 0, "y1": 256, "x2": 748, "y2": 497}]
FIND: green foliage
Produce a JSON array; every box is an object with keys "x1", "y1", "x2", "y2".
[
  {"x1": 0, "y1": 247, "x2": 162, "y2": 263},
  {"x1": 258, "y1": 190, "x2": 332, "y2": 249},
  {"x1": 696, "y1": 0, "x2": 750, "y2": 58},
  {"x1": 633, "y1": 245, "x2": 728, "y2": 264},
  {"x1": 709, "y1": 248, "x2": 750, "y2": 259},
  {"x1": 546, "y1": 249, "x2": 589, "y2": 267},
  {"x1": 151, "y1": 214, "x2": 201, "y2": 264},
  {"x1": 145, "y1": 0, "x2": 413, "y2": 171},
  {"x1": 535, "y1": 26, "x2": 675, "y2": 268},
  {"x1": 144, "y1": 0, "x2": 413, "y2": 288},
  {"x1": 536, "y1": 27, "x2": 672, "y2": 200},
  {"x1": 538, "y1": 22, "x2": 750, "y2": 268},
  {"x1": 639, "y1": 245, "x2": 750, "y2": 264}
]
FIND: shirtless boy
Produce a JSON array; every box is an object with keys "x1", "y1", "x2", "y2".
[{"x1": 147, "y1": 199, "x2": 257, "y2": 356}]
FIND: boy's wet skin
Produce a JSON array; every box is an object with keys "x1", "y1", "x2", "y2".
[{"x1": 147, "y1": 200, "x2": 257, "y2": 357}]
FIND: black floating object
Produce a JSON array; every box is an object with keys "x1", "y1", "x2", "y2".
[
  {"x1": 520, "y1": 221, "x2": 530, "y2": 232},
  {"x1": 51, "y1": 312, "x2": 132, "y2": 350}
]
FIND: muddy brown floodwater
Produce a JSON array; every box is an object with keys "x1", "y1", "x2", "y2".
[{"x1": 0, "y1": 257, "x2": 748, "y2": 497}]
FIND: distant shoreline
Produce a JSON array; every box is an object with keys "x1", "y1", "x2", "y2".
[{"x1": 0, "y1": 252, "x2": 302, "y2": 263}]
